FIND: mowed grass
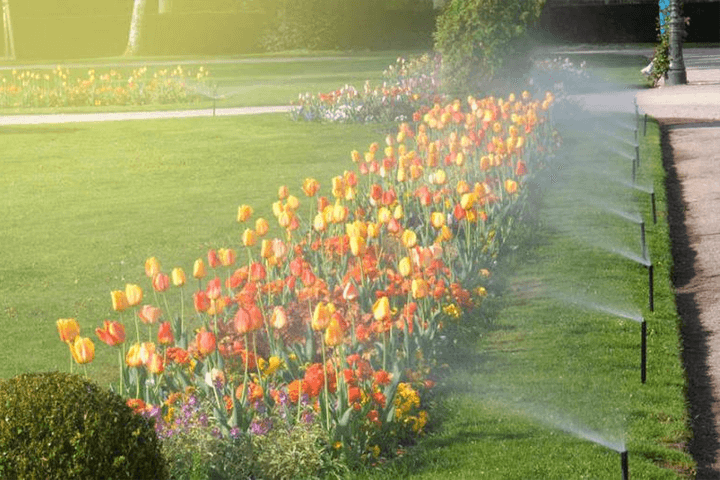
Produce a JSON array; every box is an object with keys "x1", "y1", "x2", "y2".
[
  {"x1": 0, "y1": 114, "x2": 391, "y2": 383},
  {"x1": 0, "y1": 51, "x2": 427, "y2": 114},
  {"x1": 346, "y1": 113, "x2": 693, "y2": 478}
]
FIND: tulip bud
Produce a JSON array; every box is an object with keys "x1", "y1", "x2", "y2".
[
  {"x1": 242, "y1": 229, "x2": 257, "y2": 247},
  {"x1": 111, "y1": 290, "x2": 129, "y2": 312},
  {"x1": 125, "y1": 283, "x2": 143, "y2": 307},
  {"x1": 325, "y1": 316, "x2": 344, "y2": 347},
  {"x1": 271, "y1": 306, "x2": 287, "y2": 329},
  {"x1": 373, "y1": 296, "x2": 390, "y2": 321},
  {"x1": 312, "y1": 302, "x2": 332, "y2": 331},
  {"x1": 237, "y1": 204, "x2": 253, "y2": 222},
  {"x1": 430, "y1": 212, "x2": 445, "y2": 229},
  {"x1": 255, "y1": 218, "x2": 270, "y2": 237},
  {"x1": 196, "y1": 330, "x2": 216, "y2": 356},
  {"x1": 157, "y1": 321, "x2": 174, "y2": 345},
  {"x1": 401, "y1": 229, "x2": 417, "y2": 249},
  {"x1": 218, "y1": 248, "x2": 236, "y2": 267},
  {"x1": 278, "y1": 185, "x2": 289, "y2": 200},
  {"x1": 411, "y1": 278, "x2": 429, "y2": 299},
  {"x1": 70, "y1": 336, "x2": 95, "y2": 364},
  {"x1": 152, "y1": 273, "x2": 170, "y2": 292},
  {"x1": 193, "y1": 258, "x2": 207, "y2": 279},
  {"x1": 57, "y1": 318, "x2": 80, "y2": 344},
  {"x1": 398, "y1": 257, "x2": 412, "y2": 277},
  {"x1": 171, "y1": 267, "x2": 186, "y2": 287},
  {"x1": 145, "y1": 257, "x2": 161, "y2": 278}
]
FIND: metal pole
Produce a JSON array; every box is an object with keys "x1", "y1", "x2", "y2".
[
  {"x1": 666, "y1": 0, "x2": 687, "y2": 85},
  {"x1": 641, "y1": 320, "x2": 647, "y2": 384}
]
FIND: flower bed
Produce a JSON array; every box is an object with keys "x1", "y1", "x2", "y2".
[
  {"x1": 0, "y1": 65, "x2": 211, "y2": 108},
  {"x1": 56, "y1": 89, "x2": 558, "y2": 477},
  {"x1": 290, "y1": 54, "x2": 443, "y2": 123}
]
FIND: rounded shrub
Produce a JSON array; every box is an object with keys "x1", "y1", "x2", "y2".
[{"x1": 0, "y1": 371, "x2": 168, "y2": 480}]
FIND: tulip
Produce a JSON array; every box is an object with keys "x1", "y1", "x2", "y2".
[
  {"x1": 504, "y1": 179, "x2": 518, "y2": 194},
  {"x1": 157, "y1": 321, "x2": 174, "y2": 345},
  {"x1": 430, "y1": 212, "x2": 445, "y2": 229},
  {"x1": 343, "y1": 282, "x2": 359, "y2": 301},
  {"x1": 286, "y1": 195, "x2": 300, "y2": 211},
  {"x1": 312, "y1": 302, "x2": 333, "y2": 331},
  {"x1": 125, "y1": 283, "x2": 143, "y2": 307},
  {"x1": 270, "y1": 306, "x2": 287, "y2": 329},
  {"x1": 206, "y1": 277, "x2": 222, "y2": 300},
  {"x1": 332, "y1": 202, "x2": 347, "y2": 223},
  {"x1": 367, "y1": 222, "x2": 380, "y2": 239},
  {"x1": 349, "y1": 235, "x2": 366, "y2": 257},
  {"x1": 325, "y1": 316, "x2": 344, "y2": 347},
  {"x1": 218, "y1": 248, "x2": 236, "y2": 267},
  {"x1": 398, "y1": 257, "x2": 412, "y2": 277},
  {"x1": 373, "y1": 296, "x2": 390, "y2": 321},
  {"x1": 412, "y1": 278, "x2": 429, "y2": 299},
  {"x1": 460, "y1": 193, "x2": 476, "y2": 210},
  {"x1": 313, "y1": 213, "x2": 327, "y2": 232},
  {"x1": 171, "y1": 267, "x2": 186, "y2": 287},
  {"x1": 57, "y1": 318, "x2": 80, "y2": 343},
  {"x1": 193, "y1": 258, "x2": 207, "y2": 279},
  {"x1": 145, "y1": 257, "x2": 161, "y2": 278},
  {"x1": 194, "y1": 291, "x2": 210, "y2": 313},
  {"x1": 126, "y1": 343, "x2": 143, "y2": 367},
  {"x1": 138, "y1": 342, "x2": 156, "y2": 364},
  {"x1": 242, "y1": 229, "x2": 257, "y2": 247},
  {"x1": 111, "y1": 290, "x2": 129, "y2": 312},
  {"x1": 260, "y1": 239, "x2": 273, "y2": 259},
  {"x1": 95, "y1": 320, "x2": 126, "y2": 347},
  {"x1": 152, "y1": 273, "x2": 169, "y2": 292},
  {"x1": 515, "y1": 160, "x2": 527, "y2": 176},
  {"x1": 196, "y1": 330, "x2": 216, "y2": 356},
  {"x1": 138, "y1": 305, "x2": 162, "y2": 324},
  {"x1": 70, "y1": 336, "x2": 95, "y2": 364},
  {"x1": 146, "y1": 352, "x2": 164, "y2": 374},
  {"x1": 278, "y1": 185, "x2": 289, "y2": 200},
  {"x1": 302, "y1": 177, "x2": 320, "y2": 197},
  {"x1": 255, "y1": 218, "x2": 270, "y2": 237},
  {"x1": 237, "y1": 204, "x2": 253, "y2": 222}
]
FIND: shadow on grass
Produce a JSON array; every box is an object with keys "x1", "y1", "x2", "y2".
[{"x1": 661, "y1": 120, "x2": 720, "y2": 479}]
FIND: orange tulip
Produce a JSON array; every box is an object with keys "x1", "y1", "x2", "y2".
[
  {"x1": 57, "y1": 318, "x2": 80, "y2": 343},
  {"x1": 372, "y1": 296, "x2": 390, "y2": 321},
  {"x1": 255, "y1": 218, "x2": 270, "y2": 237},
  {"x1": 325, "y1": 316, "x2": 344, "y2": 347},
  {"x1": 111, "y1": 290, "x2": 129, "y2": 312},
  {"x1": 157, "y1": 321, "x2": 174, "y2": 345},
  {"x1": 146, "y1": 352, "x2": 164, "y2": 374},
  {"x1": 95, "y1": 320, "x2": 126, "y2": 347},
  {"x1": 194, "y1": 291, "x2": 210, "y2": 312},
  {"x1": 193, "y1": 258, "x2": 207, "y2": 279},
  {"x1": 152, "y1": 273, "x2": 170, "y2": 292},
  {"x1": 218, "y1": 248, "x2": 236, "y2": 267},
  {"x1": 242, "y1": 229, "x2": 257, "y2": 247},
  {"x1": 196, "y1": 330, "x2": 216, "y2": 356},
  {"x1": 138, "y1": 305, "x2": 162, "y2": 324},
  {"x1": 278, "y1": 185, "x2": 289, "y2": 200},
  {"x1": 145, "y1": 257, "x2": 161, "y2": 278},
  {"x1": 171, "y1": 267, "x2": 186, "y2": 287},
  {"x1": 412, "y1": 278, "x2": 429, "y2": 299},
  {"x1": 237, "y1": 204, "x2": 253, "y2": 222},
  {"x1": 125, "y1": 283, "x2": 143, "y2": 307},
  {"x1": 70, "y1": 336, "x2": 95, "y2": 364}
]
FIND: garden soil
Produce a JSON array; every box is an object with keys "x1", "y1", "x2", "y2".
[{"x1": 636, "y1": 67, "x2": 720, "y2": 479}]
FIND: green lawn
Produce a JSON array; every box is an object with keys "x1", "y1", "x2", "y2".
[{"x1": 0, "y1": 115, "x2": 391, "y2": 382}]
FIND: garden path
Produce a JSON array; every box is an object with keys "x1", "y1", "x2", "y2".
[{"x1": 636, "y1": 66, "x2": 720, "y2": 479}]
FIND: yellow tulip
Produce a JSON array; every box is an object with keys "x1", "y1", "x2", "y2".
[
  {"x1": 145, "y1": 257, "x2": 161, "y2": 278},
  {"x1": 171, "y1": 268, "x2": 186, "y2": 287},
  {"x1": 70, "y1": 336, "x2": 95, "y2": 364},
  {"x1": 111, "y1": 290, "x2": 129, "y2": 312},
  {"x1": 193, "y1": 258, "x2": 207, "y2": 279},
  {"x1": 373, "y1": 296, "x2": 390, "y2": 321},
  {"x1": 255, "y1": 218, "x2": 270, "y2": 237},
  {"x1": 125, "y1": 283, "x2": 143, "y2": 307},
  {"x1": 56, "y1": 318, "x2": 80, "y2": 343},
  {"x1": 237, "y1": 204, "x2": 253, "y2": 222},
  {"x1": 398, "y1": 257, "x2": 412, "y2": 277}
]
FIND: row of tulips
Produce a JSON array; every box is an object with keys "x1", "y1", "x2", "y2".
[
  {"x1": 290, "y1": 54, "x2": 442, "y2": 123},
  {"x1": 56, "y1": 89, "x2": 558, "y2": 466},
  {"x1": 0, "y1": 65, "x2": 211, "y2": 108}
]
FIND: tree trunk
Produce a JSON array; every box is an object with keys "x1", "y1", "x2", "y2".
[{"x1": 124, "y1": 0, "x2": 147, "y2": 56}]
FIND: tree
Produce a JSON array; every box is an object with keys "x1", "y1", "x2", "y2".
[
  {"x1": 433, "y1": 0, "x2": 545, "y2": 94},
  {"x1": 124, "y1": 0, "x2": 147, "y2": 56}
]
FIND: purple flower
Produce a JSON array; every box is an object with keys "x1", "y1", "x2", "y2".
[{"x1": 249, "y1": 417, "x2": 273, "y2": 436}]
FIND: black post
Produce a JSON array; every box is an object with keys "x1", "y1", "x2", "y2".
[
  {"x1": 621, "y1": 450, "x2": 629, "y2": 480},
  {"x1": 650, "y1": 190, "x2": 657, "y2": 224},
  {"x1": 643, "y1": 114, "x2": 648, "y2": 136},
  {"x1": 648, "y1": 264, "x2": 654, "y2": 312},
  {"x1": 641, "y1": 320, "x2": 647, "y2": 384},
  {"x1": 641, "y1": 221, "x2": 647, "y2": 261}
]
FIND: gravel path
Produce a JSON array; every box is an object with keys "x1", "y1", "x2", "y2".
[{"x1": 636, "y1": 67, "x2": 720, "y2": 479}]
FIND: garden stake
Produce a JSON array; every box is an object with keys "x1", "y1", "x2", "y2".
[
  {"x1": 640, "y1": 221, "x2": 647, "y2": 261},
  {"x1": 650, "y1": 190, "x2": 657, "y2": 224},
  {"x1": 648, "y1": 264, "x2": 654, "y2": 312},
  {"x1": 643, "y1": 113, "x2": 648, "y2": 136},
  {"x1": 621, "y1": 450, "x2": 629, "y2": 480},
  {"x1": 641, "y1": 319, "x2": 647, "y2": 384}
]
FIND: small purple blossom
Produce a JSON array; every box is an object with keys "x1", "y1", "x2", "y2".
[{"x1": 249, "y1": 417, "x2": 273, "y2": 436}]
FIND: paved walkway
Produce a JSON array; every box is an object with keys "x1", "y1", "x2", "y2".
[{"x1": 636, "y1": 65, "x2": 720, "y2": 478}]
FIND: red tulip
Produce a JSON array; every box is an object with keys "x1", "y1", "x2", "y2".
[
  {"x1": 95, "y1": 320, "x2": 126, "y2": 347},
  {"x1": 196, "y1": 330, "x2": 216, "y2": 356},
  {"x1": 157, "y1": 321, "x2": 174, "y2": 345}
]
